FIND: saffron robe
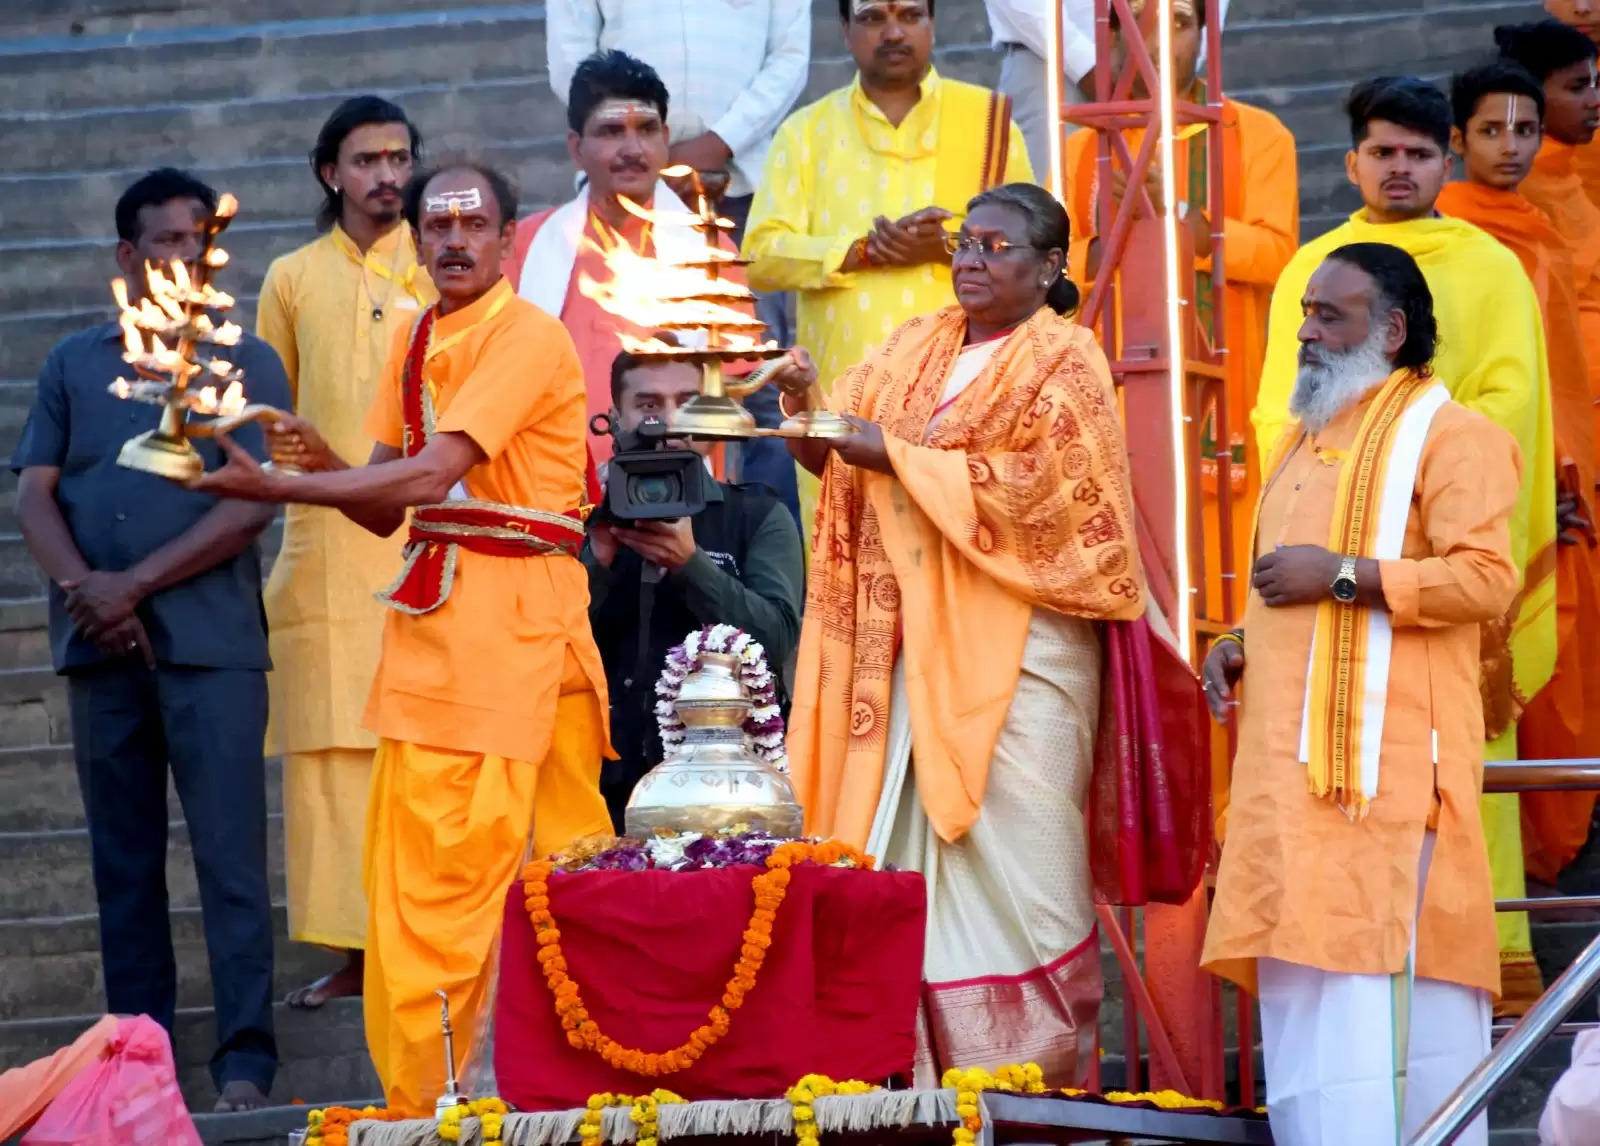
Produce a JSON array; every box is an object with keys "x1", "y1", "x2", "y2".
[
  {"x1": 1203, "y1": 389, "x2": 1522, "y2": 997},
  {"x1": 787, "y1": 304, "x2": 1145, "y2": 849},
  {"x1": 358, "y1": 279, "x2": 614, "y2": 1114},
  {"x1": 1438, "y1": 177, "x2": 1600, "y2": 885}
]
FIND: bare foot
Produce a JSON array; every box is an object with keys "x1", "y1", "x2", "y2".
[
  {"x1": 214, "y1": 1080, "x2": 270, "y2": 1112},
  {"x1": 285, "y1": 949, "x2": 365, "y2": 1009}
]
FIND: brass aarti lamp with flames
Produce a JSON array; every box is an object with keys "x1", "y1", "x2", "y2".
[
  {"x1": 108, "y1": 193, "x2": 288, "y2": 483},
  {"x1": 586, "y1": 165, "x2": 849, "y2": 441}
]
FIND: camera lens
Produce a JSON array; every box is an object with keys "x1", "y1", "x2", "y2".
[{"x1": 632, "y1": 473, "x2": 682, "y2": 505}]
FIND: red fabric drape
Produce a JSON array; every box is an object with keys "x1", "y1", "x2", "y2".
[{"x1": 495, "y1": 866, "x2": 926, "y2": 1109}]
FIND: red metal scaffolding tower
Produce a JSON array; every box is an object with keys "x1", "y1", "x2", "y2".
[{"x1": 1054, "y1": 0, "x2": 1251, "y2": 1104}]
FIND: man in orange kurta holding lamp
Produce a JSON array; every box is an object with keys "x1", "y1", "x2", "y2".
[
  {"x1": 1201, "y1": 243, "x2": 1519, "y2": 1146},
  {"x1": 193, "y1": 162, "x2": 614, "y2": 1116}
]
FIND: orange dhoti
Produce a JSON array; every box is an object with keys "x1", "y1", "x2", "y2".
[{"x1": 362, "y1": 650, "x2": 611, "y2": 1117}]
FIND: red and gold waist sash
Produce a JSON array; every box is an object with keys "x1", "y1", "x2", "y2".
[{"x1": 376, "y1": 499, "x2": 586, "y2": 615}]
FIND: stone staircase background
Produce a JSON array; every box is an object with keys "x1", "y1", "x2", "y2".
[{"x1": 0, "y1": 0, "x2": 1584, "y2": 1142}]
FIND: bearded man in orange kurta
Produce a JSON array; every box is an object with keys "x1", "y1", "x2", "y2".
[
  {"x1": 196, "y1": 163, "x2": 613, "y2": 1116},
  {"x1": 1201, "y1": 243, "x2": 1520, "y2": 1146}
]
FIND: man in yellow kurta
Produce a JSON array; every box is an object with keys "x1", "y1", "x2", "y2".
[
  {"x1": 1250, "y1": 76, "x2": 1558, "y2": 1011},
  {"x1": 255, "y1": 96, "x2": 435, "y2": 1008},
  {"x1": 199, "y1": 163, "x2": 613, "y2": 1116},
  {"x1": 1064, "y1": 0, "x2": 1298, "y2": 628},
  {"x1": 1205, "y1": 243, "x2": 1520, "y2": 1146},
  {"x1": 743, "y1": 0, "x2": 1032, "y2": 537}
]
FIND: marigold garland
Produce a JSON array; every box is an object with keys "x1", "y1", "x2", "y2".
[
  {"x1": 438, "y1": 1096, "x2": 511, "y2": 1142},
  {"x1": 631, "y1": 1088, "x2": 686, "y2": 1146},
  {"x1": 786, "y1": 1073, "x2": 879, "y2": 1146},
  {"x1": 302, "y1": 1104, "x2": 405, "y2": 1146},
  {"x1": 524, "y1": 839, "x2": 873, "y2": 1077},
  {"x1": 580, "y1": 1092, "x2": 635, "y2": 1143},
  {"x1": 942, "y1": 1064, "x2": 1046, "y2": 1146}
]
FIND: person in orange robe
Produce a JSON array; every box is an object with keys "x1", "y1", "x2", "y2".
[
  {"x1": 506, "y1": 50, "x2": 762, "y2": 492},
  {"x1": 1202, "y1": 244, "x2": 1520, "y2": 1146},
  {"x1": 1542, "y1": 0, "x2": 1600, "y2": 200},
  {"x1": 1064, "y1": 0, "x2": 1298, "y2": 631},
  {"x1": 195, "y1": 163, "x2": 613, "y2": 1116},
  {"x1": 774, "y1": 184, "x2": 1145, "y2": 1088},
  {"x1": 1494, "y1": 23, "x2": 1600, "y2": 887}
]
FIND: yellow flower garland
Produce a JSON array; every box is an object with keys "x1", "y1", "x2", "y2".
[
  {"x1": 580, "y1": 1092, "x2": 635, "y2": 1143},
  {"x1": 942, "y1": 1063, "x2": 1047, "y2": 1146},
  {"x1": 785, "y1": 1074, "x2": 879, "y2": 1146},
  {"x1": 437, "y1": 1096, "x2": 510, "y2": 1143},
  {"x1": 631, "y1": 1088, "x2": 686, "y2": 1146}
]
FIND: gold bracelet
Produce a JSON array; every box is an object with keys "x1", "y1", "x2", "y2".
[
  {"x1": 1213, "y1": 629, "x2": 1244, "y2": 650},
  {"x1": 778, "y1": 390, "x2": 804, "y2": 419}
]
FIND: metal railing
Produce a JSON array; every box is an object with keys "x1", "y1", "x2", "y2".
[{"x1": 1409, "y1": 758, "x2": 1600, "y2": 1144}]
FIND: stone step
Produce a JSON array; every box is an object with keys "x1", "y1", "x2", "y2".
[
  {"x1": 0, "y1": 665, "x2": 71, "y2": 751},
  {"x1": 0, "y1": 811, "x2": 288, "y2": 918},
  {"x1": 1223, "y1": 3, "x2": 1534, "y2": 90},
  {"x1": 0, "y1": 0, "x2": 533, "y2": 41},
  {"x1": 0, "y1": 8, "x2": 548, "y2": 119},
  {"x1": 0, "y1": 901, "x2": 338, "y2": 1022},
  {"x1": 0, "y1": 741, "x2": 286, "y2": 831},
  {"x1": 0, "y1": 996, "x2": 377, "y2": 1109},
  {"x1": 0, "y1": 37, "x2": 999, "y2": 239},
  {"x1": 0, "y1": 74, "x2": 563, "y2": 177},
  {"x1": 0, "y1": 517, "x2": 283, "y2": 605},
  {"x1": 0, "y1": 1, "x2": 994, "y2": 116}
]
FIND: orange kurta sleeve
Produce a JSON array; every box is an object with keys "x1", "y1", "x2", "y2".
[
  {"x1": 1379, "y1": 410, "x2": 1523, "y2": 630},
  {"x1": 1221, "y1": 115, "x2": 1298, "y2": 287}
]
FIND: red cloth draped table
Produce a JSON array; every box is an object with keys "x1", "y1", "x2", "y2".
[{"x1": 495, "y1": 865, "x2": 927, "y2": 1110}]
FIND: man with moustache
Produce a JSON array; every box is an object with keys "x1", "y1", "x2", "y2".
[
  {"x1": 743, "y1": 0, "x2": 1032, "y2": 540},
  {"x1": 1250, "y1": 76, "x2": 1559, "y2": 1011},
  {"x1": 195, "y1": 162, "x2": 613, "y2": 1115},
  {"x1": 255, "y1": 95, "x2": 435, "y2": 1011},
  {"x1": 13, "y1": 168, "x2": 291, "y2": 1112},
  {"x1": 1204, "y1": 243, "x2": 1518, "y2": 1146},
  {"x1": 505, "y1": 50, "x2": 760, "y2": 484}
]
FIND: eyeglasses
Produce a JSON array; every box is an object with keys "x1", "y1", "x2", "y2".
[{"x1": 943, "y1": 233, "x2": 1039, "y2": 258}]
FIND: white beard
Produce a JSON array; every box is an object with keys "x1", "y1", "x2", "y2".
[{"x1": 1290, "y1": 330, "x2": 1394, "y2": 433}]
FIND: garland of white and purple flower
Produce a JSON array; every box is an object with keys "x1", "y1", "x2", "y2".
[{"x1": 655, "y1": 624, "x2": 787, "y2": 769}]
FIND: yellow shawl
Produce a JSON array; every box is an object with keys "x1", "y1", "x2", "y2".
[
  {"x1": 1251, "y1": 211, "x2": 1558, "y2": 730},
  {"x1": 787, "y1": 306, "x2": 1146, "y2": 847}
]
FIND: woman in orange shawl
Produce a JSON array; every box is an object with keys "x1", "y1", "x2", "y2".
[{"x1": 771, "y1": 183, "x2": 1146, "y2": 1088}]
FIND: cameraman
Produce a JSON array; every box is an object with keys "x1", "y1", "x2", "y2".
[{"x1": 585, "y1": 349, "x2": 805, "y2": 830}]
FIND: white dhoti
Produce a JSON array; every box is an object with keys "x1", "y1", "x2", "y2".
[
  {"x1": 1257, "y1": 833, "x2": 1491, "y2": 1146},
  {"x1": 866, "y1": 609, "x2": 1103, "y2": 1088}
]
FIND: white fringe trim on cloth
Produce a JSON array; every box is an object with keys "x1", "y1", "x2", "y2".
[{"x1": 349, "y1": 1088, "x2": 960, "y2": 1146}]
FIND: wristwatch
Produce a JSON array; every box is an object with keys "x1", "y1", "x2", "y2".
[{"x1": 1330, "y1": 556, "x2": 1359, "y2": 603}]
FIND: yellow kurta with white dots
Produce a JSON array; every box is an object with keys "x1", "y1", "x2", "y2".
[{"x1": 743, "y1": 68, "x2": 1033, "y2": 539}]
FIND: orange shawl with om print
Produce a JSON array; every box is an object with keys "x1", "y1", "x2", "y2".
[{"x1": 787, "y1": 305, "x2": 1147, "y2": 848}]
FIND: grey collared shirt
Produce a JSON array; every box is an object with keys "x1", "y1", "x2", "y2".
[{"x1": 12, "y1": 321, "x2": 293, "y2": 673}]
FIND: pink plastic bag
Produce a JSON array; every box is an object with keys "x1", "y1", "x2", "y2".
[{"x1": 22, "y1": 1016, "x2": 201, "y2": 1146}]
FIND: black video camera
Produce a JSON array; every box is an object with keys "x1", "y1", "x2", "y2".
[{"x1": 589, "y1": 415, "x2": 711, "y2": 525}]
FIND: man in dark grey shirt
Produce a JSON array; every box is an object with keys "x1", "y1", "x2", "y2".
[
  {"x1": 585, "y1": 350, "x2": 803, "y2": 830},
  {"x1": 12, "y1": 168, "x2": 291, "y2": 1112}
]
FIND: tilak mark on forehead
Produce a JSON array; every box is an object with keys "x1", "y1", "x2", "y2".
[
  {"x1": 594, "y1": 100, "x2": 661, "y2": 123},
  {"x1": 424, "y1": 186, "x2": 482, "y2": 216}
]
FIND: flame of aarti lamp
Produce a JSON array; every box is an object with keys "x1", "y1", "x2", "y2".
[
  {"x1": 578, "y1": 166, "x2": 850, "y2": 440},
  {"x1": 107, "y1": 193, "x2": 289, "y2": 483}
]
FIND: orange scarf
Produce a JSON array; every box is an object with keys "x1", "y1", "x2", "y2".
[{"x1": 788, "y1": 306, "x2": 1145, "y2": 847}]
